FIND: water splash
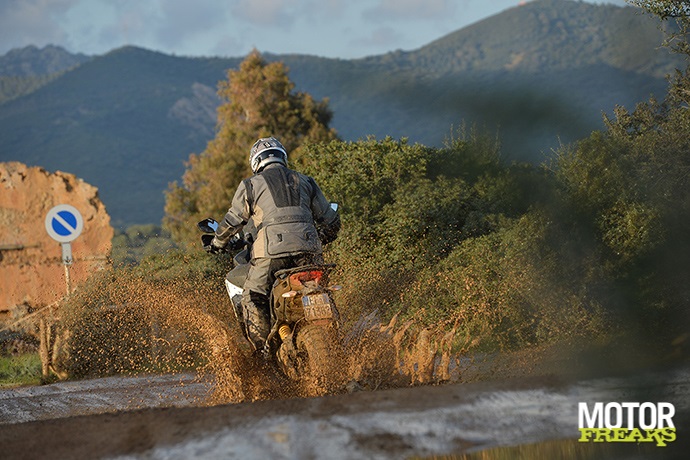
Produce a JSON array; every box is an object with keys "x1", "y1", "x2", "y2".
[{"x1": 59, "y1": 268, "x2": 473, "y2": 407}]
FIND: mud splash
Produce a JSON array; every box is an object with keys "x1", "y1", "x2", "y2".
[
  {"x1": 203, "y1": 307, "x2": 473, "y2": 404},
  {"x1": 60, "y1": 272, "x2": 269, "y2": 404},
  {"x1": 58, "y1": 266, "x2": 469, "y2": 406}
]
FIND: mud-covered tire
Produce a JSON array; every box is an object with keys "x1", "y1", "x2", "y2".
[{"x1": 296, "y1": 323, "x2": 341, "y2": 394}]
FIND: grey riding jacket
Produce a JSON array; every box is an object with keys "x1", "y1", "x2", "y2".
[{"x1": 214, "y1": 163, "x2": 339, "y2": 259}]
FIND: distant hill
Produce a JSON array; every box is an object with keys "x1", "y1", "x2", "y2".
[
  {"x1": 0, "y1": 0, "x2": 685, "y2": 227},
  {"x1": 0, "y1": 45, "x2": 91, "y2": 77},
  {"x1": 376, "y1": 0, "x2": 678, "y2": 77},
  {"x1": 0, "y1": 45, "x2": 92, "y2": 104}
]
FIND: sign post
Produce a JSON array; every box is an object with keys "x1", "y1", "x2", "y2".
[{"x1": 45, "y1": 204, "x2": 83, "y2": 296}]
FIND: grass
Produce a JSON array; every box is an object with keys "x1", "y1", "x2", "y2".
[{"x1": 0, "y1": 353, "x2": 42, "y2": 387}]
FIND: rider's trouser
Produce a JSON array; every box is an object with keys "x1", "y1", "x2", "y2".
[{"x1": 242, "y1": 253, "x2": 322, "y2": 351}]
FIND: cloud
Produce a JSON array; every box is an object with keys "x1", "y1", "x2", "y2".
[
  {"x1": 230, "y1": 0, "x2": 301, "y2": 28},
  {"x1": 221, "y1": 0, "x2": 352, "y2": 57},
  {"x1": 71, "y1": 0, "x2": 231, "y2": 56},
  {"x1": 363, "y1": 0, "x2": 457, "y2": 22},
  {"x1": 155, "y1": 0, "x2": 229, "y2": 49},
  {"x1": 229, "y1": 0, "x2": 347, "y2": 28},
  {"x1": 0, "y1": 0, "x2": 77, "y2": 52},
  {"x1": 89, "y1": 2, "x2": 153, "y2": 52},
  {"x1": 299, "y1": 0, "x2": 348, "y2": 20}
]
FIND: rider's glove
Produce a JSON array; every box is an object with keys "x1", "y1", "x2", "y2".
[
  {"x1": 227, "y1": 234, "x2": 245, "y2": 251},
  {"x1": 204, "y1": 236, "x2": 226, "y2": 254}
]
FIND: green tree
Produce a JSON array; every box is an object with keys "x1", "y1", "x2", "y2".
[
  {"x1": 553, "y1": 0, "x2": 690, "y2": 338},
  {"x1": 164, "y1": 50, "x2": 337, "y2": 245},
  {"x1": 111, "y1": 224, "x2": 176, "y2": 266}
]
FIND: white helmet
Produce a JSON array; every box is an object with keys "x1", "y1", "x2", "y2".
[{"x1": 249, "y1": 137, "x2": 288, "y2": 173}]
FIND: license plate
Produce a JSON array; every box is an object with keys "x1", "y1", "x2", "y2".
[{"x1": 302, "y1": 293, "x2": 333, "y2": 320}]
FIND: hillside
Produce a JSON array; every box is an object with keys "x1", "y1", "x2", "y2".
[
  {"x1": 372, "y1": 0, "x2": 678, "y2": 77},
  {"x1": 0, "y1": 45, "x2": 91, "y2": 77},
  {"x1": 0, "y1": 48, "x2": 237, "y2": 226},
  {"x1": 0, "y1": 0, "x2": 684, "y2": 227},
  {"x1": 0, "y1": 45, "x2": 92, "y2": 104}
]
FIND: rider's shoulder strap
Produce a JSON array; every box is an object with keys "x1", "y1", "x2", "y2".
[{"x1": 243, "y1": 177, "x2": 254, "y2": 215}]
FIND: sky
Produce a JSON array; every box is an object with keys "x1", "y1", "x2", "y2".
[{"x1": 1, "y1": 0, "x2": 630, "y2": 59}]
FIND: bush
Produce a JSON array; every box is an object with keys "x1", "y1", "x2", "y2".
[
  {"x1": 296, "y1": 132, "x2": 600, "y2": 352},
  {"x1": 111, "y1": 224, "x2": 176, "y2": 266},
  {"x1": 394, "y1": 210, "x2": 609, "y2": 351},
  {"x1": 554, "y1": 100, "x2": 690, "y2": 341}
]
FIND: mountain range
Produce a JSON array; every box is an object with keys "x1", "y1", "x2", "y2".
[{"x1": 0, "y1": 0, "x2": 685, "y2": 227}]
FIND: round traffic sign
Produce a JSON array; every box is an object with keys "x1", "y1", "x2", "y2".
[{"x1": 45, "y1": 204, "x2": 84, "y2": 243}]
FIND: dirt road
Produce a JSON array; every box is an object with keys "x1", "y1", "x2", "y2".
[{"x1": 1, "y1": 366, "x2": 688, "y2": 459}]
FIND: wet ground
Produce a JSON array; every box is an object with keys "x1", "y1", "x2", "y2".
[
  {"x1": 1, "y1": 365, "x2": 688, "y2": 459},
  {"x1": 0, "y1": 373, "x2": 210, "y2": 424}
]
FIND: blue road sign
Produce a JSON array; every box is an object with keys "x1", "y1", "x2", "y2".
[{"x1": 45, "y1": 204, "x2": 83, "y2": 243}]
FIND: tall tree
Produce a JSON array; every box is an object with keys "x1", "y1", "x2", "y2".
[{"x1": 164, "y1": 50, "x2": 338, "y2": 245}]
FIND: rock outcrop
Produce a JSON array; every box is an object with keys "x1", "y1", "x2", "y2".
[{"x1": 0, "y1": 162, "x2": 113, "y2": 318}]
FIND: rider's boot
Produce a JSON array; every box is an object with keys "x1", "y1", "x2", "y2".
[{"x1": 242, "y1": 295, "x2": 270, "y2": 355}]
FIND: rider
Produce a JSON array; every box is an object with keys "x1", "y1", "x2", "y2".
[{"x1": 208, "y1": 136, "x2": 340, "y2": 353}]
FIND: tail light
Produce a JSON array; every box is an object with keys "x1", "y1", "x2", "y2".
[{"x1": 288, "y1": 270, "x2": 323, "y2": 288}]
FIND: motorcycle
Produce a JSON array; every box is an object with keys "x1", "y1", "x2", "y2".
[{"x1": 197, "y1": 209, "x2": 344, "y2": 392}]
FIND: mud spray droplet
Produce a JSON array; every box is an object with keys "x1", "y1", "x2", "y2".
[{"x1": 61, "y1": 268, "x2": 463, "y2": 406}]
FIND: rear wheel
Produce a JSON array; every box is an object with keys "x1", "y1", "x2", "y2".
[{"x1": 296, "y1": 323, "x2": 342, "y2": 395}]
